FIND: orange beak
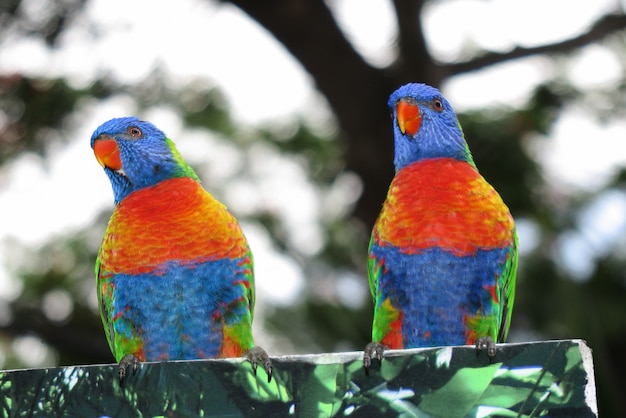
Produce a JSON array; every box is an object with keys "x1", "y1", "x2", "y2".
[
  {"x1": 93, "y1": 138, "x2": 122, "y2": 170},
  {"x1": 397, "y1": 100, "x2": 421, "y2": 136}
]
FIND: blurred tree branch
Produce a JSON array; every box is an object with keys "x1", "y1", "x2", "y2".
[
  {"x1": 219, "y1": 0, "x2": 396, "y2": 226},
  {"x1": 448, "y1": 13, "x2": 626, "y2": 75},
  {"x1": 391, "y1": 0, "x2": 440, "y2": 82}
]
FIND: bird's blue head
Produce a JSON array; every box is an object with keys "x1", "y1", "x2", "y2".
[
  {"x1": 388, "y1": 83, "x2": 474, "y2": 171},
  {"x1": 91, "y1": 117, "x2": 198, "y2": 204}
]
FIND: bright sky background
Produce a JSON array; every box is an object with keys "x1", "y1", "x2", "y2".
[{"x1": 0, "y1": 0, "x2": 625, "y2": 362}]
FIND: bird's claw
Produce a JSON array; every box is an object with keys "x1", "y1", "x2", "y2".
[
  {"x1": 475, "y1": 336, "x2": 497, "y2": 360},
  {"x1": 246, "y1": 346, "x2": 273, "y2": 383},
  {"x1": 363, "y1": 341, "x2": 386, "y2": 375},
  {"x1": 118, "y1": 354, "x2": 141, "y2": 382}
]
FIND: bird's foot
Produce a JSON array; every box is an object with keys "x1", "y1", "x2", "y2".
[
  {"x1": 118, "y1": 354, "x2": 141, "y2": 382},
  {"x1": 363, "y1": 341, "x2": 386, "y2": 375},
  {"x1": 245, "y1": 346, "x2": 273, "y2": 383},
  {"x1": 475, "y1": 336, "x2": 497, "y2": 360}
]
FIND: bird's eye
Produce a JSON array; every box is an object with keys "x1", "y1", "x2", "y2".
[
  {"x1": 432, "y1": 98, "x2": 443, "y2": 112},
  {"x1": 128, "y1": 127, "x2": 142, "y2": 137}
]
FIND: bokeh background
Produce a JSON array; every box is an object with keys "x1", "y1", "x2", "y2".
[{"x1": 1, "y1": 0, "x2": 625, "y2": 415}]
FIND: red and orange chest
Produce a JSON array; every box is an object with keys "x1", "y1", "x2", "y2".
[
  {"x1": 375, "y1": 158, "x2": 515, "y2": 256},
  {"x1": 99, "y1": 177, "x2": 247, "y2": 275}
]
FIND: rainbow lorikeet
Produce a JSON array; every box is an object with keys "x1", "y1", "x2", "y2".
[
  {"x1": 363, "y1": 83, "x2": 518, "y2": 372},
  {"x1": 91, "y1": 117, "x2": 271, "y2": 381}
]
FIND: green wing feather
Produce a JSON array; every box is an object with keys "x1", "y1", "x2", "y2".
[
  {"x1": 245, "y1": 246, "x2": 255, "y2": 323},
  {"x1": 367, "y1": 233, "x2": 381, "y2": 303},
  {"x1": 94, "y1": 255, "x2": 116, "y2": 357},
  {"x1": 497, "y1": 229, "x2": 519, "y2": 342}
]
